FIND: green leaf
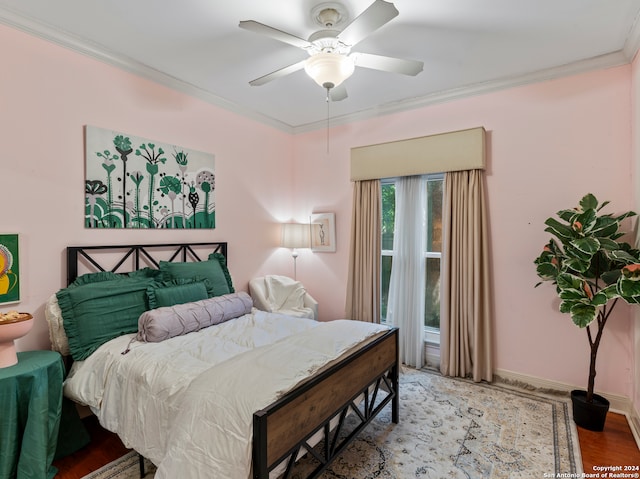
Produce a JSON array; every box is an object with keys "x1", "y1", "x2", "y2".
[
  {"x1": 559, "y1": 301, "x2": 574, "y2": 314},
  {"x1": 557, "y1": 273, "x2": 582, "y2": 290},
  {"x1": 597, "y1": 238, "x2": 620, "y2": 251},
  {"x1": 608, "y1": 250, "x2": 638, "y2": 263},
  {"x1": 617, "y1": 278, "x2": 640, "y2": 298},
  {"x1": 601, "y1": 269, "x2": 621, "y2": 285},
  {"x1": 557, "y1": 209, "x2": 578, "y2": 222},
  {"x1": 599, "y1": 284, "x2": 620, "y2": 300},
  {"x1": 571, "y1": 237, "x2": 600, "y2": 256},
  {"x1": 544, "y1": 218, "x2": 574, "y2": 242},
  {"x1": 576, "y1": 208, "x2": 597, "y2": 233},
  {"x1": 579, "y1": 193, "x2": 598, "y2": 211},
  {"x1": 536, "y1": 263, "x2": 558, "y2": 279},
  {"x1": 564, "y1": 243, "x2": 591, "y2": 261},
  {"x1": 559, "y1": 288, "x2": 585, "y2": 300},
  {"x1": 590, "y1": 291, "x2": 609, "y2": 306},
  {"x1": 570, "y1": 302, "x2": 597, "y2": 328},
  {"x1": 591, "y1": 216, "x2": 618, "y2": 237},
  {"x1": 564, "y1": 257, "x2": 590, "y2": 273},
  {"x1": 615, "y1": 211, "x2": 637, "y2": 222}
]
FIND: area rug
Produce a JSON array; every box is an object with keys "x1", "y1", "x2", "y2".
[
  {"x1": 81, "y1": 368, "x2": 581, "y2": 479},
  {"x1": 80, "y1": 451, "x2": 156, "y2": 479}
]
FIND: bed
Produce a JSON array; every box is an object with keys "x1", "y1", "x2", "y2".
[{"x1": 46, "y1": 242, "x2": 399, "y2": 479}]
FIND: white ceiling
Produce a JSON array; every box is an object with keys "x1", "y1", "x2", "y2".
[{"x1": 1, "y1": 0, "x2": 639, "y2": 133}]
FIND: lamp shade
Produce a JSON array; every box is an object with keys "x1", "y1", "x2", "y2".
[
  {"x1": 304, "y1": 53, "x2": 355, "y2": 89},
  {"x1": 281, "y1": 223, "x2": 310, "y2": 249}
]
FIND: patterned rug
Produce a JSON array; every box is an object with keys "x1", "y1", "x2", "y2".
[{"x1": 81, "y1": 368, "x2": 582, "y2": 479}]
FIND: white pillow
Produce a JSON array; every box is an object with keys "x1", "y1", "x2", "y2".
[{"x1": 45, "y1": 293, "x2": 71, "y2": 356}]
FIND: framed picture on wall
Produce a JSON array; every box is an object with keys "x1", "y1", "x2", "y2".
[
  {"x1": 310, "y1": 213, "x2": 336, "y2": 253},
  {"x1": 0, "y1": 234, "x2": 20, "y2": 305},
  {"x1": 85, "y1": 125, "x2": 216, "y2": 230}
]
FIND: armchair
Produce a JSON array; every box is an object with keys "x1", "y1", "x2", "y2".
[{"x1": 249, "y1": 275, "x2": 318, "y2": 320}]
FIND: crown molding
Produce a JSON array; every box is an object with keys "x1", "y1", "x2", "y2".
[
  {"x1": 624, "y1": 6, "x2": 640, "y2": 62},
  {"x1": 0, "y1": 6, "x2": 296, "y2": 134},
  {"x1": 293, "y1": 50, "x2": 632, "y2": 134},
  {"x1": 2, "y1": 5, "x2": 638, "y2": 136}
]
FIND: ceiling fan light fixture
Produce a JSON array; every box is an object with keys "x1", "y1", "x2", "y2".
[{"x1": 304, "y1": 52, "x2": 355, "y2": 89}]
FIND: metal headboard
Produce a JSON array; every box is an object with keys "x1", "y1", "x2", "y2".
[{"x1": 66, "y1": 242, "x2": 228, "y2": 285}]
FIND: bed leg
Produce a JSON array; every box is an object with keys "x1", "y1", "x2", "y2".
[
  {"x1": 391, "y1": 329, "x2": 399, "y2": 424},
  {"x1": 391, "y1": 362, "x2": 399, "y2": 424},
  {"x1": 138, "y1": 453, "x2": 145, "y2": 478}
]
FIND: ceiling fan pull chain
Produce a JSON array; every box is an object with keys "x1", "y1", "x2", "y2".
[{"x1": 326, "y1": 87, "x2": 331, "y2": 154}]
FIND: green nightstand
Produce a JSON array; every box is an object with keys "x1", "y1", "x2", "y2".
[{"x1": 0, "y1": 350, "x2": 64, "y2": 479}]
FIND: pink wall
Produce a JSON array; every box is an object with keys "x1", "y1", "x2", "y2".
[
  {"x1": 2, "y1": 22, "x2": 636, "y2": 401},
  {"x1": 1, "y1": 24, "x2": 295, "y2": 351},
  {"x1": 293, "y1": 66, "x2": 635, "y2": 398},
  {"x1": 632, "y1": 50, "x2": 640, "y2": 414}
]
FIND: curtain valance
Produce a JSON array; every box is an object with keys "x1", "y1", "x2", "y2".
[{"x1": 350, "y1": 127, "x2": 486, "y2": 181}]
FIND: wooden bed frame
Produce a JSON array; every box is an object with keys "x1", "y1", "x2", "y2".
[{"x1": 65, "y1": 242, "x2": 399, "y2": 479}]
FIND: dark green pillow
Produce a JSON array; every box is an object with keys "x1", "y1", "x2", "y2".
[
  {"x1": 127, "y1": 267, "x2": 162, "y2": 280},
  {"x1": 147, "y1": 279, "x2": 210, "y2": 309},
  {"x1": 57, "y1": 276, "x2": 155, "y2": 361},
  {"x1": 68, "y1": 271, "x2": 123, "y2": 288},
  {"x1": 207, "y1": 253, "x2": 234, "y2": 293},
  {"x1": 159, "y1": 255, "x2": 234, "y2": 297}
]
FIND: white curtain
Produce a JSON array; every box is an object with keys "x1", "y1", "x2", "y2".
[{"x1": 387, "y1": 176, "x2": 426, "y2": 367}]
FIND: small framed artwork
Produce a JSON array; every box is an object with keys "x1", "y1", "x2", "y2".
[
  {"x1": 0, "y1": 234, "x2": 20, "y2": 305},
  {"x1": 310, "y1": 213, "x2": 336, "y2": 252}
]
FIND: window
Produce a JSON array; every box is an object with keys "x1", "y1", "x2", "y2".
[{"x1": 381, "y1": 175, "x2": 443, "y2": 337}]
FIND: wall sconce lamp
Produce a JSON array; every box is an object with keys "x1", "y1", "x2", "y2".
[{"x1": 281, "y1": 223, "x2": 310, "y2": 280}]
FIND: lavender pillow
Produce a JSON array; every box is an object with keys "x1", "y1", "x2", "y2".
[{"x1": 136, "y1": 292, "x2": 253, "y2": 343}]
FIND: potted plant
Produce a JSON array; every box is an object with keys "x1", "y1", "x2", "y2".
[{"x1": 534, "y1": 193, "x2": 640, "y2": 431}]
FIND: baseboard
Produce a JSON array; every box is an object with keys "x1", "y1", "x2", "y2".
[
  {"x1": 494, "y1": 368, "x2": 640, "y2": 448},
  {"x1": 630, "y1": 407, "x2": 640, "y2": 448}
]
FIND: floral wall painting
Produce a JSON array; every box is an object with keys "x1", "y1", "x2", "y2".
[
  {"x1": 0, "y1": 234, "x2": 20, "y2": 305},
  {"x1": 85, "y1": 126, "x2": 216, "y2": 229},
  {"x1": 310, "y1": 213, "x2": 336, "y2": 252}
]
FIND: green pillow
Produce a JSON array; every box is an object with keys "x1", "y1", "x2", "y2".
[
  {"x1": 57, "y1": 276, "x2": 155, "y2": 361},
  {"x1": 127, "y1": 267, "x2": 162, "y2": 280},
  {"x1": 159, "y1": 255, "x2": 234, "y2": 297},
  {"x1": 147, "y1": 279, "x2": 210, "y2": 309},
  {"x1": 68, "y1": 271, "x2": 123, "y2": 287},
  {"x1": 68, "y1": 268, "x2": 161, "y2": 288},
  {"x1": 207, "y1": 253, "x2": 234, "y2": 293}
]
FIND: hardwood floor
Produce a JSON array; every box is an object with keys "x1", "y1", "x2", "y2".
[
  {"x1": 53, "y1": 416, "x2": 129, "y2": 479},
  {"x1": 54, "y1": 412, "x2": 639, "y2": 478},
  {"x1": 579, "y1": 412, "x2": 640, "y2": 473}
]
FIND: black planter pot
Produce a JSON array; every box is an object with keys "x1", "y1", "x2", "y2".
[{"x1": 570, "y1": 389, "x2": 610, "y2": 431}]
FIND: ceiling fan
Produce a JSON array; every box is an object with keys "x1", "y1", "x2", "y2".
[{"x1": 239, "y1": 0, "x2": 424, "y2": 101}]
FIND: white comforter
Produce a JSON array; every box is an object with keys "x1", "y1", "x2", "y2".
[{"x1": 64, "y1": 310, "x2": 388, "y2": 478}]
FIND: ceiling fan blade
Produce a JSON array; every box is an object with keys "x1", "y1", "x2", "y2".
[
  {"x1": 337, "y1": 0, "x2": 399, "y2": 47},
  {"x1": 352, "y1": 52, "x2": 423, "y2": 76},
  {"x1": 330, "y1": 84, "x2": 348, "y2": 101},
  {"x1": 248, "y1": 59, "x2": 307, "y2": 86},
  {"x1": 239, "y1": 20, "x2": 312, "y2": 50}
]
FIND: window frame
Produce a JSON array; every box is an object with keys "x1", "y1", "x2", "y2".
[{"x1": 380, "y1": 174, "x2": 444, "y2": 345}]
